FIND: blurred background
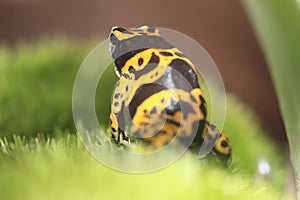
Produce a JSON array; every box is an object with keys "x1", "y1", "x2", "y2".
[{"x1": 0, "y1": 0, "x2": 286, "y2": 145}]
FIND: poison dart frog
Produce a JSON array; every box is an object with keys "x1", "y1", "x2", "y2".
[{"x1": 108, "y1": 25, "x2": 232, "y2": 166}]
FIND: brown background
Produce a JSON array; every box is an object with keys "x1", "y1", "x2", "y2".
[{"x1": 0, "y1": 0, "x2": 287, "y2": 145}]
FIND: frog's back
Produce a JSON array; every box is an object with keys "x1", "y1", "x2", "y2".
[{"x1": 109, "y1": 26, "x2": 207, "y2": 148}]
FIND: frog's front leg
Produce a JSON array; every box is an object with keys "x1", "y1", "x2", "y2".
[
  {"x1": 109, "y1": 78, "x2": 130, "y2": 146},
  {"x1": 109, "y1": 112, "x2": 129, "y2": 145}
]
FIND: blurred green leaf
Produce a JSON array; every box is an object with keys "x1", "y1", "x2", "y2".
[{"x1": 243, "y1": 0, "x2": 300, "y2": 198}]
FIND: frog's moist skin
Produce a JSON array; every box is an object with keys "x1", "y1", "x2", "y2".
[{"x1": 109, "y1": 26, "x2": 231, "y2": 165}]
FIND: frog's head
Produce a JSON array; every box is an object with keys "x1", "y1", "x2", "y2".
[{"x1": 109, "y1": 25, "x2": 171, "y2": 77}]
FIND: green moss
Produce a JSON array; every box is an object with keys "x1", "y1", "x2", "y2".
[
  {"x1": 0, "y1": 130, "x2": 285, "y2": 200},
  {"x1": 0, "y1": 39, "x2": 92, "y2": 137}
]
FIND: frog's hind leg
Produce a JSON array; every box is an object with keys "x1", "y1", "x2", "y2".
[{"x1": 199, "y1": 122, "x2": 232, "y2": 166}]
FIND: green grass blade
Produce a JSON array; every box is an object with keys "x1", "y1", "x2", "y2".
[{"x1": 242, "y1": 0, "x2": 300, "y2": 198}]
